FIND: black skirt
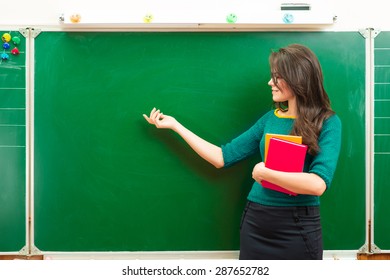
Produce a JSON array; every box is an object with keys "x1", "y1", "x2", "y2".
[{"x1": 239, "y1": 201, "x2": 323, "y2": 260}]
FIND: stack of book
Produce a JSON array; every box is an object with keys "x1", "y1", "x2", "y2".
[{"x1": 262, "y1": 133, "x2": 307, "y2": 196}]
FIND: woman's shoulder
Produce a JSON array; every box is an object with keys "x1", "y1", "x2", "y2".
[
  {"x1": 321, "y1": 113, "x2": 342, "y2": 137},
  {"x1": 325, "y1": 113, "x2": 341, "y2": 127},
  {"x1": 257, "y1": 109, "x2": 278, "y2": 122}
]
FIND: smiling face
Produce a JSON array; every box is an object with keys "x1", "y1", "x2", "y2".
[
  {"x1": 268, "y1": 71, "x2": 295, "y2": 103},
  {"x1": 267, "y1": 69, "x2": 297, "y2": 116},
  {"x1": 226, "y1": 13, "x2": 237, "y2": 23},
  {"x1": 143, "y1": 14, "x2": 154, "y2": 23},
  {"x1": 70, "y1": 14, "x2": 81, "y2": 23}
]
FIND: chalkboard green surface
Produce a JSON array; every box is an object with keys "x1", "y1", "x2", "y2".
[
  {"x1": 34, "y1": 32, "x2": 365, "y2": 252},
  {"x1": 374, "y1": 31, "x2": 390, "y2": 249},
  {"x1": 0, "y1": 30, "x2": 26, "y2": 252}
]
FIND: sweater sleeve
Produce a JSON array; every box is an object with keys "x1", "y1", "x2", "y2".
[
  {"x1": 309, "y1": 114, "x2": 342, "y2": 189},
  {"x1": 221, "y1": 112, "x2": 270, "y2": 168}
]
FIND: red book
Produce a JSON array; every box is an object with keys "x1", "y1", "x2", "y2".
[{"x1": 262, "y1": 137, "x2": 308, "y2": 196}]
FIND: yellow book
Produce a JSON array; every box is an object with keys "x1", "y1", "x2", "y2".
[{"x1": 264, "y1": 133, "x2": 302, "y2": 162}]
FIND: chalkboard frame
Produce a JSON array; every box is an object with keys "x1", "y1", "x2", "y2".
[{"x1": 31, "y1": 30, "x2": 366, "y2": 254}]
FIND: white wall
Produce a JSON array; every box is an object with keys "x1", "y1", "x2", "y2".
[{"x1": 0, "y1": 0, "x2": 388, "y2": 31}]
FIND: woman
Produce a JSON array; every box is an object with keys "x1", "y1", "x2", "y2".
[{"x1": 143, "y1": 44, "x2": 342, "y2": 260}]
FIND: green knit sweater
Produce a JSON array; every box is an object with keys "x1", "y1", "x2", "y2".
[{"x1": 222, "y1": 109, "x2": 342, "y2": 206}]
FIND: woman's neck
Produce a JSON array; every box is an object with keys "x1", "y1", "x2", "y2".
[{"x1": 282, "y1": 98, "x2": 297, "y2": 117}]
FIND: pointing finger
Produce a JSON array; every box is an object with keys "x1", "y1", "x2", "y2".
[{"x1": 143, "y1": 114, "x2": 152, "y2": 124}]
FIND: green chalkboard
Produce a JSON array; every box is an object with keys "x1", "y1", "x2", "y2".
[
  {"x1": 0, "y1": 30, "x2": 26, "y2": 252},
  {"x1": 374, "y1": 31, "x2": 390, "y2": 250},
  {"x1": 34, "y1": 31, "x2": 365, "y2": 252}
]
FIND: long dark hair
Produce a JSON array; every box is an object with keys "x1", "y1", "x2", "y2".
[{"x1": 269, "y1": 44, "x2": 334, "y2": 155}]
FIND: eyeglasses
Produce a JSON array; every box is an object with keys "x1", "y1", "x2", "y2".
[{"x1": 271, "y1": 72, "x2": 282, "y2": 85}]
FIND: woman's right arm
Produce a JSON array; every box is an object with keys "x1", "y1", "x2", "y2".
[{"x1": 143, "y1": 108, "x2": 224, "y2": 168}]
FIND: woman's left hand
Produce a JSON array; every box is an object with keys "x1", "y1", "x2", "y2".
[{"x1": 252, "y1": 162, "x2": 267, "y2": 183}]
